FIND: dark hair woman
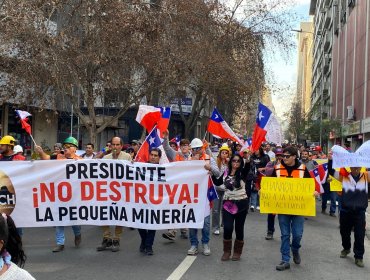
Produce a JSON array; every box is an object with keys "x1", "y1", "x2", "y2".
[
  {"x1": 214, "y1": 154, "x2": 249, "y2": 261},
  {"x1": 0, "y1": 213, "x2": 35, "y2": 279}
]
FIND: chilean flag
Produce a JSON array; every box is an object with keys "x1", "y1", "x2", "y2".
[
  {"x1": 135, "y1": 105, "x2": 162, "y2": 132},
  {"x1": 240, "y1": 137, "x2": 252, "y2": 153},
  {"x1": 207, "y1": 176, "x2": 218, "y2": 203},
  {"x1": 157, "y1": 107, "x2": 171, "y2": 137},
  {"x1": 207, "y1": 108, "x2": 243, "y2": 144},
  {"x1": 205, "y1": 176, "x2": 219, "y2": 216},
  {"x1": 251, "y1": 102, "x2": 282, "y2": 151},
  {"x1": 135, "y1": 126, "x2": 162, "y2": 163},
  {"x1": 170, "y1": 135, "x2": 181, "y2": 149},
  {"x1": 317, "y1": 163, "x2": 328, "y2": 184},
  {"x1": 309, "y1": 165, "x2": 327, "y2": 193},
  {"x1": 15, "y1": 110, "x2": 32, "y2": 135}
]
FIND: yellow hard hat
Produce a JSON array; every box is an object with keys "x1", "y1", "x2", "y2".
[
  {"x1": 0, "y1": 135, "x2": 16, "y2": 146},
  {"x1": 219, "y1": 143, "x2": 231, "y2": 153}
]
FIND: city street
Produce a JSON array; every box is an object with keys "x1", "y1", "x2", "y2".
[{"x1": 23, "y1": 203, "x2": 370, "y2": 280}]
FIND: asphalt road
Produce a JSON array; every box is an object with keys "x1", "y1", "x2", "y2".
[{"x1": 23, "y1": 203, "x2": 370, "y2": 280}]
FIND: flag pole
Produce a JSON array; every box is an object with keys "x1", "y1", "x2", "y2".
[
  {"x1": 29, "y1": 134, "x2": 37, "y2": 147},
  {"x1": 203, "y1": 131, "x2": 208, "y2": 140}
]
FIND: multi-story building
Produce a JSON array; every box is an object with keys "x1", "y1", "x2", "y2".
[
  {"x1": 309, "y1": 0, "x2": 334, "y2": 148},
  {"x1": 330, "y1": 0, "x2": 370, "y2": 150},
  {"x1": 311, "y1": 0, "x2": 370, "y2": 150},
  {"x1": 296, "y1": 21, "x2": 314, "y2": 117}
]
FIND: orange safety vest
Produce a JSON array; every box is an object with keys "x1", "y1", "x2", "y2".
[
  {"x1": 183, "y1": 153, "x2": 211, "y2": 161},
  {"x1": 274, "y1": 163, "x2": 306, "y2": 178},
  {"x1": 199, "y1": 153, "x2": 210, "y2": 161},
  {"x1": 175, "y1": 153, "x2": 186, "y2": 161}
]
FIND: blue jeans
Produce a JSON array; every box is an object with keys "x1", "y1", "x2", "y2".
[
  {"x1": 189, "y1": 215, "x2": 210, "y2": 246},
  {"x1": 267, "y1": 214, "x2": 276, "y2": 233},
  {"x1": 250, "y1": 192, "x2": 259, "y2": 208},
  {"x1": 322, "y1": 183, "x2": 337, "y2": 213},
  {"x1": 278, "y1": 215, "x2": 304, "y2": 263},
  {"x1": 138, "y1": 229, "x2": 156, "y2": 248},
  {"x1": 212, "y1": 191, "x2": 224, "y2": 230},
  {"x1": 56, "y1": 226, "x2": 81, "y2": 245}
]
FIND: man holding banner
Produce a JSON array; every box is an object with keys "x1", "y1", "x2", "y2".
[
  {"x1": 328, "y1": 151, "x2": 369, "y2": 268},
  {"x1": 268, "y1": 146, "x2": 317, "y2": 271},
  {"x1": 137, "y1": 147, "x2": 161, "y2": 255},
  {"x1": 35, "y1": 136, "x2": 82, "y2": 253},
  {"x1": 97, "y1": 137, "x2": 132, "y2": 252}
]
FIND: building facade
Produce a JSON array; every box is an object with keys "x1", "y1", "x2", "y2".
[
  {"x1": 311, "y1": 0, "x2": 370, "y2": 151},
  {"x1": 296, "y1": 21, "x2": 314, "y2": 117},
  {"x1": 310, "y1": 0, "x2": 333, "y2": 149}
]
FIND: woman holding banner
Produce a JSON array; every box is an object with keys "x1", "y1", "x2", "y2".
[{"x1": 214, "y1": 153, "x2": 250, "y2": 261}]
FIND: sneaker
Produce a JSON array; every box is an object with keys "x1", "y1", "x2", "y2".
[
  {"x1": 97, "y1": 238, "x2": 112, "y2": 251},
  {"x1": 265, "y1": 232, "x2": 273, "y2": 240},
  {"x1": 74, "y1": 234, "x2": 82, "y2": 247},
  {"x1": 213, "y1": 229, "x2": 220, "y2": 235},
  {"x1": 329, "y1": 213, "x2": 336, "y2": 217},
  {"x1": 187, "y1": 245, "x2": 198, "y2": 255},
  {"x1": 162, "y1": 232, "x2": 176, "y2": 241},
  {"x1": 292, "y1": 251, "x2": 301, "y2": 264},
  {"x1": 276, "y1": 261, "x2": 290, "y2": 271},
  {"x1": 321, "y1": 209, "x2": 327, "y2": 214},
  {"x1": 355, "y1": 258, "x2": 364, "y2": 267},
  {"x1": 250, "y1": 206, "x2": 255, "y2": 212},
  {"x1": 111, "y1": 240, "x2": 120, "y2": 252},
  {"x1": 52, "y1": 245, "x2": 64, "y2": 253},
  {"x1": 145, "y1": 247, "x2": 154, "y2": 256},
  {"x1": 340, "y1": 249, "x2": 351, "y2": 258},
  {"x1": 180, "y1": 232, "x2": 188, "y2": 239},
  {"x1": 256, "y1": 206, "x2": 260, "y2": 211},
  {"x1": 202, "y1": 244, "x2": 211, "y2": 256}
]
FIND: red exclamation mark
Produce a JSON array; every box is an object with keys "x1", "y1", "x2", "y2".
[
  {"x1": 32, "y1": 188, "x2": 38, "y2": 208},
  {"x1": 193, "y1": 183, "x2": 198, "y2": 203}
]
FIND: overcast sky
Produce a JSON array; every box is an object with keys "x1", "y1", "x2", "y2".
[{"x1": 267, "y1": 0, "x2": 311, "y2": 120}]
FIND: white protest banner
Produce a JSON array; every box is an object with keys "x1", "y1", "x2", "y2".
[
  {"x1": 332, "y1": 140, "x2": 370, "y2": 168},
  {"x1": 0, "y1": 160, "x2": 209, "y2": 230}
]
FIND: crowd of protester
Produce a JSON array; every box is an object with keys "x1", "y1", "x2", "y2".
[{"x1": 0, "y1": 133, "x2": 368, "y2": 278}]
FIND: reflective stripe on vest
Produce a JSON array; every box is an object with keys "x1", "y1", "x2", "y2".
[
  {"x1": 200, "y1": 154, "x2": 210, "y2": 161},
  {"x1": 275, "y1": 163, "x2": 306, "y2": 178}
]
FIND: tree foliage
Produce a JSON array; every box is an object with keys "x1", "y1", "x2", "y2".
[{"x1": 0, "y1": 0, "x2": 296, "y2": 143}]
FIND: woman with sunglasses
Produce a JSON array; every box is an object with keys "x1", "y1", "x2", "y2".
[
  {"x1": 213, "y1": 153, "x2": 250, "y2": 261},
  {"x1": 211, "y1": 144, "x2": 231, "y2": 235}
]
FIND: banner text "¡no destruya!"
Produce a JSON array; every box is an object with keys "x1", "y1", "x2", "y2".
[
  {"x1": 260, "y1": 177, "x2": 316, "y2": 217},
  {"x1": 0, "y1": 160, "x2": 209, "y2": 230}
]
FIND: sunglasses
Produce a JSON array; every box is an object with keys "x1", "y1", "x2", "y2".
[
  {"x1": 232, "y1": 159, "x2": 241, "y2": 163},
  {"x1": 192, "y1": 147, "x2": 202, "y2": 151},
  {"x1": 63, "y1": 144, "x2": 75, "y2": 149},
  {"x1": 282, "y1": 154, "x2": 293, "y2": 159}
]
